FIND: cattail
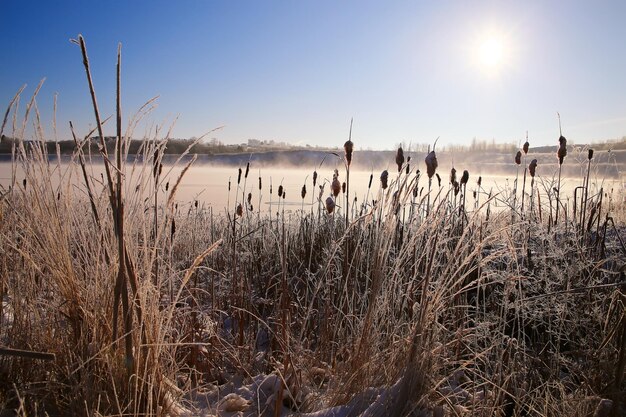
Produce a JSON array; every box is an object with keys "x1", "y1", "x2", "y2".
[
  {"x1": 331, "y1": 177, "x2": 341, "y2": 197},
  {"x1": 236, "y1": 203, "x2": 243, "y2": 217},
  {"x1": 450, "y1": 168, "x2": 457, "y2": 184},
  {"x1": 270, "y1": 184, "x2": 273, "y2": 194},
  {"x1": 282, "y1": 191, "x2": 285, "y2": 200},
  {"x1": 245, "y1": 162, "x2": 250, "y2": 178},
  {"x1": 588, "y1": 148, "x2": 594, "y2": 160},
  {"x1": 557, "y1": 135, "x2": 567, "y2": 165},
  {"x1": 344, "y1": 140, "x2": 354, "y2": 166},
  {"x1": 247, "y1": 192, "x2": 252, "y2": 205},
  {"x1": 258, "y1": 176, "x2": 262, "y2": 190},
  {"x1": 406, "y1": 156, "x2": 411, "y2": 175},
  {"x1": 453, "y1": 181, "x2": 460, "y2": 196},
  {"x1": 425, "y1": 151, "x2": 438, "y2": 178},
  {"x1": 413, "y1": 183, "x2": 418, "y2": 198},
  {"x1": 436, "y1": 173, "x2": 441, "y2": 188},
  {"x1": 194, "y1": 200, "x2": 198, "y2": 208},
  {"x1": 313, "y1": 170, "x2": 318, "y2": 187},
  {"x1": 325, "y1": 196, "x2": 335, "y2": 214},
  {"x1": 278, "y1": 185, "x2": 283, "y2": 198},
  {"x1": 170, "y1": 218, "x2": 176, "y2": 240},
  {"x1": 380, "y1": 170, "x2": 389, "y2": 189},
  {"x1": 515, "y1": 150, "x2": 522, "y2": 165},
  {"x1": 342, "y1": 182, "x2": 346, "y2": 194},
  {"x1": 22, "y1": 178, "x2": 26, "y2": 189},
  {"x1": 395, "y1": 147, "x2": 405, "y2": 172},
  {"x1": 166, "y1": 181, "x2": 169, "y2": 191},
  {"x1": 368, "y1": 173, "x2": 373, "y2": 189},
  {"x1": 477, "y1": 176, "x2": 482, "y2": 187},
  {"x1": 523, "y1": 141, "x2": 529, "y2": 154},
  {"x1": 318, "y1": 184, "x2": 325, "y2": 201},
  {"x1": 237, "y1": 168, "x2": 242, "y2": 185},
  {"x1": 460, "y1": 170, "x2": 469, "y2": 185},
  {"x1": 301, "y1": 184, "x2": 306, "y2": 199},
  {"x1": 529, "y1": 159, "x2": 538, "y2": 177}
]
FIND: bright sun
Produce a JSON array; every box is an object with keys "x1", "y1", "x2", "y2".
[
  {"x1": 479, "y1": 37, "x2": 504, "y2": 68},
  {"x1": 473, "y1": 32, "x2": 510, "y2": 75}
]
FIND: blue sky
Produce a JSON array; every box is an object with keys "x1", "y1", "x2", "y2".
[{"x1": 2, "y1": 1, "x2": 626, "y2": 149}]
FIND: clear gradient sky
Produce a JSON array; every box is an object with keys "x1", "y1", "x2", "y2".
[{"x1": 2, "y1": 1, "x2": 626, "y2": 150}]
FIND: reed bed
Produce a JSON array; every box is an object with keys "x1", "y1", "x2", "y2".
[{"x1": 0, "y1": 38, "x2": 625, "y2": 417}]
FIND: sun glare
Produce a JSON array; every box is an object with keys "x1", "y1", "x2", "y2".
[
  {"x1": 472, "y1": 31, "x2": 510, "y2": 76},
  {"x1": 479, "y1": 37, "x2": 504, "y2": 68}
]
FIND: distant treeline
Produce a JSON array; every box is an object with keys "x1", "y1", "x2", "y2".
[{"x1": 1, "y1": 134, "x2": 625, "y2": 156}]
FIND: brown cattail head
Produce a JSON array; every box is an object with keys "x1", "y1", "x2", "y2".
[
  {"x1": 425, "y1": 151, "x2": 438, "y2": 178},
  {"x1": 247, "y1": 192, "x2": 252, "y2": 204},
  {"x1": 529, "y1": 159, "x2": 538, "y2": 177},
  {"x1": 278, "y1": 185, "x2": 283, "y2": 198},
  {"x1": 237, "y1": 168, "x2": 242, "y2": 185},
  {"x1": 588, "y1": 148, "x2": 594, "y2": 160},
  {"x1": 380, "y1": 170, "x2": 389, "y2": 189},
  {"x1": 325, "y1": 196, "x2": 335, "y2": 214},
  {"x1": 342, "y1": 182, "x2": 346, "y2": 194},
  {"x1": 313, "y1": 170, "x2": 318, "y2": 187},
  {"x1": 259, "y1": 176, "x2": 262, "y2": 190},
  {"x1": 453, "y1": 181, "x2": 460, "y2": 196},
  {"x1": 395, "y1": 147, "x2": 405, "y2": 172},
  {"x1": 236, "y1": 203, "x2": 243, "y2": 217},
  {"x1": 558, "y1": 135, "x2": 567, "y2": 165},
  {"x1": 301, "y1": 184, "x2": 306, "y2": 199},
  {"x1": 460, "y1": 170, "x2": 469, "y2": 185},
  {"x1": 331, "y1": 177, "x2": 341, "y2": 197},
  {"x1": 450, "y1": 167, "x2": 457, "y2": 184},
  {"x1": 477, "y1": 176, "x2": 482, "y2": 187},
  {"x1": 171, "y1": 218, "x2": 176, "y2": 238},
  {"x1": 166, "y1": 181, "x2": 169, "y2": 191},
  {"x1": 515, "y1": 150, "x2": 522, "y2": 165},
  {"x1": 344, "y1": 140, "x2": 354, "y2": 166},
  {"x1": 245, "y1": 162, "x2": 250, "y2": 178},
  {"x1": 523, "y1": 141, "x2": 529, "y2": 154},
  {"x1": 195, "y1": 200, "x2": 198, "y2": 208},
  {"x1": 368, "y1": 173, "x2": 373, "y2": 189},
  {"x1": 436, "y1": 173, "x2": 441, "y2": 188}
]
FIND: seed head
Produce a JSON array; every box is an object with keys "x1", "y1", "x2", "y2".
[
  {"x1": 278, "y1": 185, "x2": 283, "y2": 198},
  {"x1": 344, "y1": 140, "x2": 354, "y2": 166},
  {"x1": 325, "y1": 196, "x2": 335, "y2": 214},
  {"x1": 557, "y1": 135, "x2": 567, "y2": 165},
  {"x1": 425, "y1": 151, "x2": 438, "y2": 178},
  {"x1": 259, "y1": 176, "x2": 262, "y2": 190},
  {"x1": 368, "y1": 173, "x2": 373, "y2": 189},
  {"x1": 450, "y1": 168, "x2": 457, "y2": 184},
  {"x1": 460, "y1": 170, "x2": 469, "y2": 185},
  {"x1": 477, "y1": 176, "x2": 482, "y2": 187},
  {"x1": 380, "y1": 170, "x2": 389, "y2": 189},
  {"x1": 395, "y1": 147, "x2": 405, "y2": 173},
  {"x1": 342, "y1": 182, "x2": 346, "y2": 194},
  {"x1": 313, "y1": 170, "x2": 318, "y2": 187},
  {"x1": 247, "y1": 192, "x2": 252, "y2": 204},
  {"x1": 436, "y1": 173, "x2": 441, "y2": 188},
  {"x1": 237, "y1": 168, "x2": 242, "y2": 185},
  {"x1": 523, "y1": 141, "x2": 529, "y2": 154},
  {"x1": 331, "y1": 177, "x2": 341, "y2": 197},
  {"x1": 515, "y1": 150, "x2": 522, "y2": 165},
  {"x1": 245, "y1": 162, "x2": 250, "y2": 178},
  {"x1": 588, "y1": 149, "x2": 594, "y2": 160},
  {"x1": 301, "y1": 184, "x2": 307, "y2": 199},
  {"x1": 529, "y1": 159, "x2": 538, "y2": 177},
  {"x1": 236, "y1": 203, "x2": 243, "y2": 217}
]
